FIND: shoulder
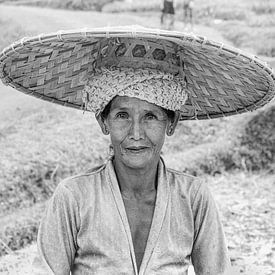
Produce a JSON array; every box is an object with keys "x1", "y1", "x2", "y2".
[
  {"x1": 166, "y1": 167, "x2": 206, "y2": 203},
  {"x1": 54, "y1": 162, "x2": 107, "y2": 200},
  {"x1": 167, "y1": 167, "x2": 202, "y2": 189}
]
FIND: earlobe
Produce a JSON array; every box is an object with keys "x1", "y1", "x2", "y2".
[
  {"x1": 166, "y1": 111, "x2": 180, "y2": 136},
  {"x1": 166, "y1": 124, "x2": 175, "y2": 136},
  {"x1": 95, "y1": 114, "x2": 109, "y2": 135}
]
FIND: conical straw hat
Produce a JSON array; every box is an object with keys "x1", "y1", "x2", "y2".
[{"x1": 0, "y1": 26, "x2": 274, "y2": 120}]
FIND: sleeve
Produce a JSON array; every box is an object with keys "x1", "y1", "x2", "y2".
[
  {"x1": 33, "y1": 181, "x2": 80, "y2": 275},
  {"x1": 191, "y1": 181, "x2": 231, "y2": 275}
]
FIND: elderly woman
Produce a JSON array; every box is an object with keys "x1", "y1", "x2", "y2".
[{"x1": 1, "y1": 26, "x2": 274, "y2": 275}]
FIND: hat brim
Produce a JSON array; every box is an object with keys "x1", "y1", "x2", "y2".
[{"x1": 0, "y1": 26, "x2": 274, "y2": 120}]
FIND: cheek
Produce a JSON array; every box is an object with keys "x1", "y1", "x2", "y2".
[
  {"x1": 109, "y1": 126, "x2": 128, "y2": 144},
  {"x1": 146, "y1": 125, "x2": 167, "y2": 147}
]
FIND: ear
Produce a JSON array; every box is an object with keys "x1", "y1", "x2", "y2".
[
  {"x1": 95, "y1": 113, "x2": 109, "y2": 135},
  {"x1": 166, "y1": 111, "x2": 180, "y2": 136}
]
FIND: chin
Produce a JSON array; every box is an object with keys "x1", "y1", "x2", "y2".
[{"x1": 121, "y1": 154, "x2": 158, "y2": 170}]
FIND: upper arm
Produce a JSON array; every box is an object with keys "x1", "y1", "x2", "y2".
[
  {"x1": 191, "y1": 182, "x2": 231, "y2": 275},
  {"x1": 36, "y1": 182, "x2": 80, "y2": 275}
]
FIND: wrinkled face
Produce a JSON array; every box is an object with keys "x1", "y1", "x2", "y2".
[{"x1": 103, "y1": 96, "x2": 172, "y2": 170}]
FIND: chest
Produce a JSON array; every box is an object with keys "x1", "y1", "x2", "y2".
[
  {"x1": 76, "y1": 185, "x2": 194, "y2": 274},
  {"x1": 122, "y1": 196, "x2": 156, "y2": 269}
]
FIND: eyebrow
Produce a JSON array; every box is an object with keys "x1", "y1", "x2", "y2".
[
  {"x1": 111, "y1": 107, "x2": 129, "y2": 111},
  {"x1": 111, "y1": 105, "x2": 165, "y2": 115}
]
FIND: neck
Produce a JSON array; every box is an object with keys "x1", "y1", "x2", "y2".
[{"x1": 113, "y1": 158, "x2": 159, "y2": 200}]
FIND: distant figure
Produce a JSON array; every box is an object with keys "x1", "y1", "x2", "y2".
[
  {"x1": 160, "y1": 0, "x2": 175, "y2": 30},
  {"x1": 183, "y1": 0, "x2": 194, "y2": 29}
]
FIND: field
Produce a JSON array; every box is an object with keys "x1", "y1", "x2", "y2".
[{"x1": 0, "y1": 0, "x2": 274, "y2": 274}]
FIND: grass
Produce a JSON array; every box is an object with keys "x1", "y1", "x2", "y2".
[
  {"x1": 165, "y1": 104, "x2": 275, "y2": 175},
  {"x1": 216, "y1": 19, "x2": 275, "y2": 57},
  {"x1": 0, "y1": 19, "x2": 28, "y2": 50},
  {"x1": 208, "y1": 172, "x2": 275, "y2": 274},
  {"x1": 0, "y1": 105, "x2": 108, "y2": 214},
  {"x1": 1, "y1": 0, "x2": 116, "y2": 11}
]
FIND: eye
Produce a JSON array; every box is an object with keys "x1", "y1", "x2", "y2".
[
  {"x1": 145, "y1": 112, "x2": 157, "y2": 120},
  {"x1": 115, "y1": 112, "x2": 129, "y2": 119}
]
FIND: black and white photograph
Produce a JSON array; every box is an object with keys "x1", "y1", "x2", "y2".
[{"x1": 0, "y1": 0, "x2": 274, "y2": 274}]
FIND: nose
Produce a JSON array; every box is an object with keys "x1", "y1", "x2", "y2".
[{"x1": 129, "y1": 119, "x2": 144, "y2": 140}]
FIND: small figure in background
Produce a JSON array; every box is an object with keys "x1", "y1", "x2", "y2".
[
  {"x1": 183, "y1": 0, "x2": 194, "y2": 30},
  {"x1": 160, "y1": 0, "x2": 175, "y2": 30}
]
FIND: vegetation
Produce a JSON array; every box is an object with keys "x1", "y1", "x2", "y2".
[
  {"x1": 0, "y1": 19, "x2": 27, "y2": 49},
  {"x1": 1, "y1": 0, "x2": 118, "y2": 11},
  {"x1": 45, "y1": 0, "x2": 118, "y2": 11},
  {"x1": 166, "y1": 104, "x2": 275, "y2": 175}
]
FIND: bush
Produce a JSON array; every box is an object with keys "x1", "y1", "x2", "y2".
[
  {"x1": 165, "y1": 104, "x2": 275, "y2": 175},
  {"x1": 233, "y1": 105, "x2": 275, "y2": 172},
  {"x1": 248, "y1": 14, "x2": 275, "y2": 27},
  {"x1": 252, "y1": 0, "x2": 275, "y2": 15},
  {"x1": 0, "y1": 203, "x2": 45, "y2": 256},
  {"x1": 212, "y1": 7, "x2": 248, "y2": 21},
  {"x1": 34, "y1": 0, "x2": 118, "y2": 11},
  {"x1": 3, "y1": 223, "x2": 38, "y2": 254},
  {"x1": 0, "y1": 106, "x2": 109, "y2": 215},
  {"x1": 0, "y1": 164, "x2": 57, "y2": 214},
  {"x1": 165, "y1": 139, "x2": 236, "y2": 176}
]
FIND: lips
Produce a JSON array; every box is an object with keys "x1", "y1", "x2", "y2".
[{"x1": 125, "y1": 146, "x2": 149, "y2": 153}]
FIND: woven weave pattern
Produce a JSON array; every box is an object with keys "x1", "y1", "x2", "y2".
[
  {"x1": 0, "y1": 27, "x2": 274, "y2": 120},
  {"x1": 82, "y1": 67, "x2": 187, "y2": 114}
]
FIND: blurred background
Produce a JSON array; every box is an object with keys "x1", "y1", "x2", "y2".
[{"x1": 0, "y1": 0, "x2": 274, "y2": 274}]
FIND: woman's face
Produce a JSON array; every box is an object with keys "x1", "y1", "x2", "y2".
[{"x1": 102, "y1": 96, "x2": 174, "y2": 170}]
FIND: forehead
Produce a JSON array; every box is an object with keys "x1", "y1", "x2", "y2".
[{"x1": 110, "y1": 96, "x2": 164, "y2": 113}]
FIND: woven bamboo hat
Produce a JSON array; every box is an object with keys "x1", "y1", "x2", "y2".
[{"x1": 0, "y1": 26, "x2": 274, "y2": 120}]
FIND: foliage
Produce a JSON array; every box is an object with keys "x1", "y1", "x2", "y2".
[
  {"x1": 3, "y1": 223, "x2": 38, "y2": 253},
  {"x1": 234, "y1": 106, "x2": 275, "y2": 172},
  {"x1": 165, "y1": 104, "x2": 275, "y2": 175},
  {"x1": 48, "y1": 0, "x2": 117, "y2": 11},
  {"x1": 0, "y1": 106, "x2": 109, "y2": 215},
  {"x1": 165, "y1": 140, "x2": 235, "y2": 176},
  {"x1": 0, "y1": 203, "x2": 45, "y2": 256},
  {"x1": 252, "y1": 0, "x2": 275, "y2": 15},
  {"x1": 2, "y1": 0, "x2": 119, "y2": 11}
]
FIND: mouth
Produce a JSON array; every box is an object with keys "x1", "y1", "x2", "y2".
[{"x1": 125, "y1": 146, "x2": 149, "y2": 154}]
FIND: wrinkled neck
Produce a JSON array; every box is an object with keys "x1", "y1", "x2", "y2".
[{"x1": 113, "y1": 158, "x2": 159, "y2": 200}]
